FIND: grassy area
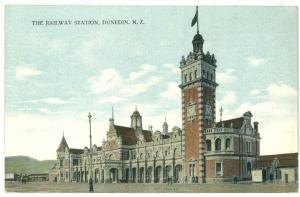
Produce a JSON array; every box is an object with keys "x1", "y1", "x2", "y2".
[
  {"x1": 5, "y1": 182, "x2": 298, "y2": 193},
  {"x1": 5, "y1": 156, "x2": 56, "y2": 174}
]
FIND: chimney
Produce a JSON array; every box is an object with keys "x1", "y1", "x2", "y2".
[{"x1": 254, "y1": 121, "x2": 259, "y2": 132}]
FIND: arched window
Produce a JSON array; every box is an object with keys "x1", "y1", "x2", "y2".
[
  {"x1": 206, "y1": 140, "x2": 211, "y2": 151},
  {"x1": 207, "y1": 71, "x2": 209, "y2": 79},
  {"x1": 184, "y1": 74, "x2": 187, "y2": 83},
  {"x1": 189, "y1": 72, "x2": 192, "y2": 81},
  {"x1": 194, "y1": 70, "x2": 197, "y2": 78},
  {"x1": 215, "y1": 138, "x2": 221, "y2": 152},
  {"x1": 225, "y1": 138, "x2": 231, "y2": 150},
  {"x1": 210, "y1": 73, "x2": 213, "y2": 80}
]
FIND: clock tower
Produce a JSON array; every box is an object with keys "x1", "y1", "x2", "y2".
[{"x1": 179, "y1": 31, "x2": 218, "y2": 183}]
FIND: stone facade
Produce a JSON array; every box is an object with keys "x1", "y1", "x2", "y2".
[{"x1": 50, "y1": 28, "x2": 261, "y2": 184}]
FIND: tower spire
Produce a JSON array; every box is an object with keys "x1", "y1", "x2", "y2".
[
  {"x1": 111, "y1": 106, "x2": 114, "y2": 120},
  {"x1": 220, "y1": 106, "x2": 223, "y2": 122}
]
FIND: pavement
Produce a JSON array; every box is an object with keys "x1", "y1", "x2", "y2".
[{"x1": 5, "y1": 181, "x2": 298, "y2": 193}]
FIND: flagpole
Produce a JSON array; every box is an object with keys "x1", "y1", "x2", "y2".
[{"x1": 196, "y1": 6, "x2": 199, "y2": 34}]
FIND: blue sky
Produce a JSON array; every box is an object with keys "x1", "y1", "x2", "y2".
[{"x1": 5, "y1": 6, "x2": 298, "y2": 160}]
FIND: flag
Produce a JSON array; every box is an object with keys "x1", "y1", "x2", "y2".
[{"x1": 191, "y1": 7, "x2": 198, "y2": 27}]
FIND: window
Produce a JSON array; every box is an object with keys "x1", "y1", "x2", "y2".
[
  {"x1": 165, "y1": 150, "x2": 168, "y2": 156},
  {"x1": 225, "y1": 138, "x2": 231, "y2": 150},
  {"x1": 246, "y1": 142, "x2": 251, "y2": 153},
  {"x1": 202, "y1": 70, "x2": 205, "y2": 77},
  {"x1": 189, "y1": 163, "x2": 195, "y2": 176},
  {"x1": 189, "y1": 72, "x2": 192, "y2": 81},
  {"x1": 215, "y1": 138, "x2": 221, "y2": 152},
  {"x1": 140, "y1": 153, "x2": 143, "y2": 159},
  {"x1": 206, "y1": 140, "x2": 211, "y2": 151},
  {"x1": 194, "y1": 70, "x2": 197, "y2": 78},
  {"x1": 60, "y1": 159, "x2": 63, "y2": 168},
  {"x1": 216, "y1": 162, "x2": 223, "y2": 176},
  {"x1": 184, "y1": 74, "x2": 187, "y2": 83},
  {"x1": 207, "y1": 71, "x2": 209, "y2": 79},
  {"x1": 210, "y1": 73, "x2": 213, "y2": 80},
  {"x1": 72, "y1": 159, "x2": 78, "y2": 166}
]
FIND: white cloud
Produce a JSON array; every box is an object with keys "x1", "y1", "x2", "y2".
[
  {"x1": 220, "y1": 91, "x2": 237, "y2": 105},
  {"x1": 219, "y1": 83, "x2": 297, "y2": 155},
  {"x1": 42, "y1": 97, "x2": 66, "y2": 104},
  {"x1": 163, "y1": 64, "x2": 180, "y2": 74},
  {"x1": 160, "y1": 81, "x2": 181, "y2": 100},
  {"x1": 120, "y1": 76, "x2": 161, "y2": 96},
  {"x1": 129, "y1": 70, "x2": 145, "y2": 81},
  {"x1": 24, "y1": 97, "x2": 67, "y2": 105},
  {"x1": 217, "y1": 69, "x2": 237, "y2": 84},
  {"x1": 249, "y1": 89, "x2": 261, "y2": 96},
  {"x1": 129, "y1": 64, "x2": 157, "y2": 81},
  {"x1": 97, "y1": 96, "x2": 125, "y2": 104},
  {"x1": 5, "y1": 113, "x2": 107, "y2": 160},
  {"x1": 89, "y1": 68, "x2": 122, "y2": 94},
  {"x1": 266, "y1": 83, "x2": 297, "y2": 98},
  {"x1": 140, "y1": 64, "x2": 156, "y2": 72},
  {"x1": 247, "y1": 56, "x2": 266, "y2": 66},
  {"x1": 38, "y1": 108, "x2": 50, "y2": 113},
  {"x1": 15, "y1": 66, "x2": 43, "y2": 79}
]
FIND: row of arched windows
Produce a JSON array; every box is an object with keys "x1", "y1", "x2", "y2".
[
  {"x1": 183, "y1": 69, "x2": 215, "y2": 83},
  {"x1": 206, "y1": 138, "x2": 231, "y2": 152},
  {"x1": 184, "y1": 70, "x2": 198, "y2": 83}
]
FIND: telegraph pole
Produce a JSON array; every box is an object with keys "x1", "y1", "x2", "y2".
[{"x1": 88, "y1": 112, "x2": 94, "y2": 192}]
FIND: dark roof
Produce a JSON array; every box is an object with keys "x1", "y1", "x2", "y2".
[
  {"x1": 257, "y1": 153, "x2": 298, "y2": 168},
  {"x1": 215, "y1": 117, "x2": 244, "y2": 129},
  {"x1": 56, "y1": 136, "x2": 69, "y2": 152},
  {"x1": 114, "y1": 125, "x2": 137, "y2": 145},
  {"x1": 97, "y1": 147, "x2": 102, "y2": 151},
  {"x1": 113, "y1": 125, "x2": 153, "y2": 145},
  {"x1": 69, "y1": 148, "x2": 84, "y2": 154},
  {"x1": 142, "y1": 130, "x2": 153, "y2": 142}
]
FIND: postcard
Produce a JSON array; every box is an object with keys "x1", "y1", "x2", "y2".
[{"x1": 4, "y1": 5, "x2": 298, "y2": 193}]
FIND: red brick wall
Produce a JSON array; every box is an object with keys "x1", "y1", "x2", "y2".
[
  {"x1": 206, "y1": 159, "x2": 240, "y2": 178},
  {"x1": 206, "y1": 160, "x2": 215, "y2": 177},
  {"x1": 183, "y1": 87, "x2": 200, "y2": 176},
  {"x1": 223, "y1": 159, "x2": 240, "y2": 178}
]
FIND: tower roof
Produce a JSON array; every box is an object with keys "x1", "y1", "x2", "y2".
[
  {"x1": 131, "y1": 108, "x2": 141, "y2": 117},
  {"x1": 56, "y1": 135, "x2": 69, "y2": 152},
  {"x1": 193, "y1": 33, "x2": 204, "y2": 42}
]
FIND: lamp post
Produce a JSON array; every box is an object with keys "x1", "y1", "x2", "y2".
[{"x1": 88, "y1": 112, "x2": 94, "y2": 192}]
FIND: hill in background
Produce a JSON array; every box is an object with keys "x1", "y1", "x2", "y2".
[{"x1": 5, "y1": 156, "x2": 56, "y2": 174}]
